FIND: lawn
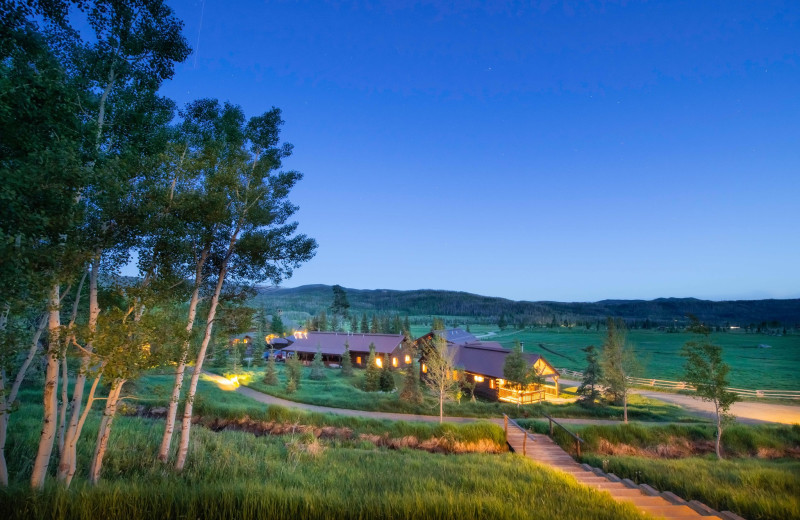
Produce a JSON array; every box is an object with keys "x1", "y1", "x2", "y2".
[
  {"x1": 1, "y1": 376, "x2": 650, "y2": 520},
  {"x1": 214, "y1": 363, "x2": 699, "y2": 422}
]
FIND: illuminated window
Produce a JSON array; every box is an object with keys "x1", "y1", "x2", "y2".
[
  {"x1": 497, "y1": 379, "x2": 505, "y2": 385},
  {"x1": 243, "y1": 338, "x2": 248, "y2": 343},
  {"x1": 490, "y1": 379, "x2": 495, "y2": 389},
  {"x1": 392, "y1": 357, "x2": 398, "y2": 367},
  {"x1": 474, "y1": 375, "x2": 484, "y2": 382},
  {"x1": 356, "y1": 356, "x2": 362, "y2": 364},
  {"x1": 376, "y1": 357, "x2": 383, "y2": 368},
  {"x1": 422, "y1": 364, "x2": 427, "y2": 373},
  {"x1": 452, "y1": 370, "x2": 458, "y2": 380},
  {"x1": 404, "y1": 355, "x2": 411, "y2": 364}
]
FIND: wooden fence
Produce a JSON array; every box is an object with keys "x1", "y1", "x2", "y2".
[{"x1": 555, "y1": 368, "x2": 800, "y2": 400}]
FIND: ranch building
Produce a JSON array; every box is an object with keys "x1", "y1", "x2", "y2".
[{"x1": 282, "y1": 331, "x2": 412, "y2": 369}]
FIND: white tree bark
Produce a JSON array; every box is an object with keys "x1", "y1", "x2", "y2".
[
  {"x1": 88, "y1": 378, "x2": 125, "y2": 485},
  {"x1": 30, "y1": 284, "x2": 61, "y2": 489},
  {"x1": 158, "y1": 247, "x2": 208, "y2": 463},
  {"x1": 58, "y1": 258, "x2": 99, "y2": 484}
]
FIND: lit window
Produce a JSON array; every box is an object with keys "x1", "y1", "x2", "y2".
[
  {"x1": 243, "y1": 338, "x2": 248, "y2": 343},
  {"x1": 490, "y1": 379, "x2": 495, "y2": 389},
  {"x1": 474, "y1": 375, "x2": 484, "y2": 382},
  {"x1": 356, "y1": 356, "x2": 362, "y2": 364},
  {"x1": 404, "y1": 355, "x2": 411, "y2": 364},
  {"x1": 422, "y1": 364, "x2": 427, "y2": 373},
  {"x1": 376, "y1": 357, "x2": 382, "y2": 368},
  {"x1": 392, "y1": 357, "x2": 398, "y2": 367},
  {"x1": 452, "y1": 370, "x2": 458, "y2": 380}
]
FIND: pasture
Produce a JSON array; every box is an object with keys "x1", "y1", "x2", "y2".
[{"x1": 412, "y1": 325, "x2": 799, "y2": 391}]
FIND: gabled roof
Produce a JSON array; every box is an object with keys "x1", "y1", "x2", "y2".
[
  {"x1": 449, "y1": 343, "x2": 559, "y2": 381},
  {"x1": 416, "y1": 328, "x2": 478, "y2": 346},
  {"x1": 283, "y1": 331, "x2": 404, "y2": 356}
]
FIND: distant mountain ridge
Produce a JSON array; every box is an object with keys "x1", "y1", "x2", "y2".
[{"x1": 253, "y1": 285, "x2": 800, "y2": 327}]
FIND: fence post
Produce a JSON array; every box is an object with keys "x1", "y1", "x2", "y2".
[
  {"x1": 523, "y1": 431, "x2": 527, "y2": 456},
  {"x1": 548, "y1": 417, "x2": 553, "y2": 437},
  {"x1": 504, "y1": 415, "x2": 508, "y2": 437},
  {"x1": 576, "y1": 439, "x2": 581, "y2": 459}
]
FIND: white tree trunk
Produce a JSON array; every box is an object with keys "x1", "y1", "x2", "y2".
[
  {"x1": 158, "y1": 249, "x2": 207, "y2": 463},
  {"x1": 57, "y1": 357, "x2": 69, "y2": 456},
  {"x1": 88, "y1": 378, "x2": 125, "y2": 485},
  {"x1": 58, "y1": 258, "x2": 99, "y2": 484},
  {"x1": 30, "y1": 284, "x2": 61, "y2": 489},
  {"x1": 9, "y1": 313, "x2": 47, "y2": 403},
  {"x1": 174, "y1": 265, "x2": 229, "y2": 471},
  {"x1": 63, "y1": 370, "x2": 102, "y2": 488},
  {"x1": 623, "y1": 391, "x2": 628, "y2": 424},
  {"x1": 0, "y1": 369, "x2": 8, "y2": 486},
  {"x1": 714, "y1": 401, "x2": 723, "y2": 460}
]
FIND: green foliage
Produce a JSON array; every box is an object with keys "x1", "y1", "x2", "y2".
[
  {"x1": 431, "y1": 317, "x2": 445, "y2": 330},
  {"x1": 364, "y1": 344, "x2": 380, "y2": 392},
  {"x1": 502, "y1": 339, "x2": 538, "y2": 390},
  {"x1": 498, "y1": 314, "x2": 507, "y2": 330},
  {"x1": 399, "y1": 362, "x2": 424, "y2": 405},
  {"x1": 330, "y1": 284, "x2": 350, "y2": 317},
  {"x1": 285, "y1": 355, "x2": 302, "y2": 393},
  {"x1": 379, "y1": 363, "x2": 395, "y2": 392},
  {"x1": 271, "y1": 314, "x2": 285, "y2": 336},
  {"x1": 600, "y1": 318, "x2": 636, "y2": 405},
  {"x1": 309, "y1": 348, "x2": 325, "y2": 381},
  {"x1": 340, "y1": 342, "x2": 353, "y2": 377},
  {"x1": 263, "y1": 349, "x2": 278, "y2": 385},
  {"x1": 360, "y1": 313, "x2": 369, "y2": 333},
  {"x1": 577, "y1": 345, "x2": 602, "y2": 405}
]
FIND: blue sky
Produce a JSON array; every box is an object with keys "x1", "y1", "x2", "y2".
[{"x1": 156, "y1": 0, "x2": 799, "y2": 302}]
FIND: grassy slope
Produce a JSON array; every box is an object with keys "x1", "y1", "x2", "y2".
[
  {"x1": 515, "y1": 421, "x2": 800, "y2": 520},
  {"x1": 2, "y1": 376, "x2": 648, "y2": 520},
  {"x1": 214, "y1": 364, "x2": 697, "y2": 422}
]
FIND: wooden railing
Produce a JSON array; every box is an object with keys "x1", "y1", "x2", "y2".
[
  {"x1": 543, "y1": 413, "x2": 585, "y2": 458},
  {"x1": 498, "y1": 386, "x2": 546, "y2": 404},
  {"x1": 503, "y1": 414, "x2": 535, "y2": 456},
  {"x1": 555, "y1": 368, "x2": 800, "y2": 400}
]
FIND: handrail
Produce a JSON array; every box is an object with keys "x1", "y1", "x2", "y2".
[
  {"x1": 502, "y1": 414, "x2": 536, "y2": 456},
  {"x1": 542, "y1": 413, "x2": 585, "y2": 458}
]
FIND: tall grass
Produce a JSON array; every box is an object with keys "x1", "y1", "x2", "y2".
[{"x1": 1, "y1": 379, "x2": 649, "y2": 520}]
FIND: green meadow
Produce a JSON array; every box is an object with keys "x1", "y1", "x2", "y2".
[{"x1": 411, "y1": 325, "x2": 800, "y2": 390}]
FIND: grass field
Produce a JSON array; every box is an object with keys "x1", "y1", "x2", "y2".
[
  {"x1": 411, "y1": 325, "x2": 800, "y2": 390},
  {"x1": 1, "y1": 376, "x2": 650, "y2": 520}
]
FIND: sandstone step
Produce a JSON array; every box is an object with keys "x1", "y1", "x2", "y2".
[{"x1": 637, "y1": 505, "x2": 701, "y2": 517}]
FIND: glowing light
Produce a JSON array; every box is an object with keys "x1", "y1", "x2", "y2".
[
  {"x1": 474, "y1": 375, "x2": 484, "y2": 382},
  {"x1": 392, "y1": 357, "x2": 398, "y2": 367},
  {"x1": 422, "y1": 364, "x2": 427, "y2": 373},
  {"x1": 142, "y1": 343, "x2": 151, "y2": 355},
  {"x1": 404, "y1": 355, "x2": 411, "y2": 364},
  {"x1": 228, "y1": 375, "x2": 240, "y2": 388},
  {"x1": 376, "y1": 357, "x2": 383, "y2": 368}
]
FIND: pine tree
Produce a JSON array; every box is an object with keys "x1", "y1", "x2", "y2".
[
  {"x1": 503, "y1": 340, "x2": 529, "y2": 392},
  {"x1": 330, "y1": 284, "x2": 350, "y2": 317},
  {"x1": 432, "y1": 317, "x2": 445, "y2": 330},
  {"x1": 403, "y1": 315, "x2": 411, "y2": 333},
  {"x1": 370, "y1": 315, "x2": 380, "y2": 333},
  {"x1": 318, "y1": 310, "x2": 328, "y2": 331},
  {"x1": 263, "y1": 348, "x2": 279, "y2": 385},
  {"x1": 379, "y1": 363, "x2": 395, "y2": 392},
  {"x1": 286, "y1": 354, "x2": 303, "y2": 392},
  {"x1": 498, "y1": 314, "x2": 508, "y2": 330},
  {"x1": 577, "y1": 345, "x2": 602, "y2": 405},
  {"x1": 271, "y1": 313, "x2": 285, "y2": 336},
  {"x1": 310, "y1": 347, "x2": 326, "y2": 380},
  {"x1": 600, "y1": 318, "x2": 636, "y2": 423},
  {"x1": 364, "y1": 344, "x2": 381, "y2": 391},
  {"x1": 341, "y1": 341, "x2": 353, "y2": 377},
  {"x1": 350, "y1": 315, "x2": 358, "y2": 332},
  {"x1": 390, "y1": 315, "x2": 402, "y2": 334},
  {"x1": 399, "y1": 361, "x2": 424, "y2": 404},
  {"x1": 360, "y1": 313, "x2": 369, "y2": 333}
]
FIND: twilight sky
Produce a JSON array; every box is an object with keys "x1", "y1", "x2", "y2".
[{"x1": 156, "y1": 0, "x2": 800, "y2": 302}]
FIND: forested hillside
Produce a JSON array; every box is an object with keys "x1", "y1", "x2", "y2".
[{"x1": 251, "y1": 284, "x2": 800, "y2": 328}]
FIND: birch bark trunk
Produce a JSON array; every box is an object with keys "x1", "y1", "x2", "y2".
[
  {"x1": 30, "y1": 284, "x2": 61, "y2": 489},
  {"x1": 88, "y1": 378, "x2": 125, "y2": 484},
  {"x1": 158, "y1": 247, "x2": 208, "y2": 463}
]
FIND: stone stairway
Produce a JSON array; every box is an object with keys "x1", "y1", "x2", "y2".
[{"x1": 505, "y1": 426, "x2": 744, "y2": 520}]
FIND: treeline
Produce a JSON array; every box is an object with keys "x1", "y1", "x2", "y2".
[
  {"x1": 256, "y1": 285, "x2": 800, "y2": 329},
  {"x1": 304, "y1": 311, "x2": 412, "y2": 335},
  {"x1": 0, "y1": 2, "x2": 314, "y2": 490}
]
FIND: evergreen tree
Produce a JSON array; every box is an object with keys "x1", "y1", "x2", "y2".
[
  {"x1": 330, "y1": 284, "x2": 350, "y2": 317},
  {"x1": 399, "y1": 361, "x2": 424, "y2": 404},
  {"x1": 360, "y1": 313, "x2": 369, "y2": 333},
  {"x1": 432, "y1": 317, "x2": 445, "y2": 330},
  {"x1": 379, "y1": 363, "x2": 395, "y2": 392},
  {"x1": 350, "y1": 315, "x2": 358, "y2": 332},
  {"x1": 364, "y1": 344, "x2": 381, "y2": 391},
  {"x1": 498, "y1": 314, "x2": 508, "y2": 330},
  {"x1": 330, "y1": 313, "x2": 340, "y2": 332},
  {"x1": 380, "y1": 315, "x2": 390, "y2": 333},
  {"x1": 263, "y1": 348, "x2": 279, "y2": 385},
  {"x1": 403, "y1": 315, "x2": 411, "y2": 333},
  {"x1": 286, "y1": 354, "x2": 303, "y2": 392},
  {"x1": 577, "y1": 345, "x2": 602, "y2": 405},
  {"x1": 271, "y1": 313, "x2": 285, "y2": 336},
  {"x1": 309, "y1": 347, "x2": 326, "y2": 380},
  {"x1": 370, "y1": 315, "x2": 380, "y2": 333},
  {"x1": 340, "y1": 341, "x2": 353, "y2": 376},
  {"x1": 503, "y1": 340, "x2": 530, "y2": 392},
  {"x1": 318, "y1": 310, "x2": 328, "y2": 331}
]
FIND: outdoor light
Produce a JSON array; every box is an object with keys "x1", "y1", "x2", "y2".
[{"x1": 376, "y1": 357, "x2": 383, "y2": 368}]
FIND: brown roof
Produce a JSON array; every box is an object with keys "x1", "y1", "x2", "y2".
[
  {"x1": 449, "y1": 343, "x2": 559, "y2": 380},
  {"x1": 283, "y1": 331, "x2": 404, "y2": 356}
]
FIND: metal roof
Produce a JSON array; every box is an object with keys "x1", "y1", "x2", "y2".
[
  {"x1": 449, "y1": 343, "x2": 558, "y2": 380},
  {"x1": 282, "y1": 331, "x2": 405, "y2": 356}
]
